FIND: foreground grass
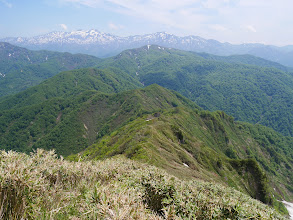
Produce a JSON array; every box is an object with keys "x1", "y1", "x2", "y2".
[{"x1": 0, "y1": 149, "x2": 288, "y2": 219}]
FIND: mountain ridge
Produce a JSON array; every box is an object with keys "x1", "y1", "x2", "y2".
[
  {"x1": 3, "y1": 29, "x2": 293, "y2": 67},
  {"x1": 97, "y1": 45, "x2": 293, "y2": 137}
]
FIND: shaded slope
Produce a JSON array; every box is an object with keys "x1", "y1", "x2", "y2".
[
  {"x1": 0, "y1": 84, "x2": 196, "y2": 156},
  {"x1": 0, "y1": 42, "x2": 101, "y2": 97},
  {"x1": 0, "y1": 67, "x2": 142, "y2": 111},
  {"x1": 98, "y1": 45, "x2": 293, "y2": 136},
  {"x1": 0, "y1": 67, "x2": 142, "y2": 154}
]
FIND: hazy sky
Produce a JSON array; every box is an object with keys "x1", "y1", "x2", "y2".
[{"x1": 1, "y1": 0, "x2": 293, "y2": 46}]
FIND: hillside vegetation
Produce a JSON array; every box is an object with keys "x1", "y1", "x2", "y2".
[
  {"x1": 1, "y1": 43, "x2": 293, "y2": 137},
  {"x1": 0, "y1": 149, "x2": 288, "y2": 219},
  {"x1": 0, "y1": 75, "x2": 292, "y2": 198},
  {"x1": 1, "y1": 75, "x2": 292, "y2": 209},
  {"x1": 0, "y1": 42, "x2": 101, "y2": 97},
  {"x1": 0, "y1": 67, "x2": 142, "y2": 111},
  {"x1": 0, "y1": 67, "x2": 142, "y2": 154},
  {"x1": 77, "y1": 88, "x2": 293, "y2": 206},
  {"x1": 98, "y1": 45, "x2": 293, "y2": 137},
  {"x1": 0, "y1": 83, "x2": 193, "y2": 155},
  {"x1": 0, "y1": 47, "x2": 292, "y2": 216}
]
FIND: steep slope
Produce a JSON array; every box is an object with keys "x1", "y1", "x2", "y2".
[
  {"x1": 79, "y1": 97, "x2": 293, "y2": 205},
  {"x1": 3, "y1": 30, "x2": 293, "y2": 67},
  {"x1": 98, "y1": 45, "x2": 293, "y2": 136},
  {"x1": 0, "y1": 42, "x2": 101, "y2": 97},
  {"x1": 0, "y1": 67, "x2": 143, "y2": 154}
]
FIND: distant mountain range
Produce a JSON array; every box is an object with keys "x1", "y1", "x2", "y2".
[{"x1": 2, "y1": 29, "x2": 293, "y2": 67}]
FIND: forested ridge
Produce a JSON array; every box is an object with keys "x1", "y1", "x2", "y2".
[
  {"x1": 0, "y1": 42, "x2": 101, "y2": 97},
  {"x1": 97, "y1": 45, "x2": 293, "y2": 136}
]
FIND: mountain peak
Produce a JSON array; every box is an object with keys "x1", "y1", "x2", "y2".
[{"x1": 115, "y1": 44, "x2": 173, "y2": 59}]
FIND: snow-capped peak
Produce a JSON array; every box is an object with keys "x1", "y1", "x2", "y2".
[
  {"x1": 2, "y1": 29, "x2": 122, "y2": 45},
  {"x1": 0, "y1": 30, "x2": 213, "y2": 58}
]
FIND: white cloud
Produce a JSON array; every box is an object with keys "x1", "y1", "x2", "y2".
[
  {"x1": 108, "y1": 22, "x2": 124, "y2": 30},
  {"x1": 100, "y1": 0, "x2": 209, "y2": 34},
  {"x1": 59, "y1": 0, "x2": 102, "y2": 7},
  {"x1": 59, "y1": 24, "x2": 68, "y2": 30},
  {"x1": 57, "y1": 0, "x2": 293, "y2": 45},
  {"x1": 245, "y1": 25, "x2": 257, "y2": 33},
  {"x1": 0, "y1": 0, "x2": 12, "y2": 8},
  {"x1": 202, "y1": 0, "x2": 230, "y2": 9},
  {"x1": 210, "y1": 24, "x2": 228, "y2": 32},
  {"x1": 237, "y1": 0, "x2": 274, "y2": 8}
]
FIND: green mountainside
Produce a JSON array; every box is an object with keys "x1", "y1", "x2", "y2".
[
  {"x1": 97, "y1": 45, "x2": 293, "y2": 137},
  {"x1": 77, "y1": 86, "x2": 293, "y2": 205},
  {"x1": 1, "y1": 43, "x2": 293, "y2": 137},
  {"x1": 0, "y1": 42, "x2": 101, "y2": 97},
  {"x1": 0, "y1": 67, "x2": 142, "y2": 111},
  {"x1": 0, "y1": 68, "x2": 292, "y2": 214},
  {"x1": 0, "y1": 45, "x2": 293, "y2": 217},
  {"x1": 0, "y1": 67, "x2": 142, "y2": 153}
]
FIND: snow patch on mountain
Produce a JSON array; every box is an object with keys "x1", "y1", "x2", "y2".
[
  {"x1": 2, "y1": 29, "x2": 293, "y2": 66},
  {"x1": 3, "y1": 30, "x2": 123, "y2": 46},
  {"x1": 283, "y1": 201, "x2": 293, "y2": 220},
  {"x1": 1, "y1": 30, "x2": 208, "y2": 49}
]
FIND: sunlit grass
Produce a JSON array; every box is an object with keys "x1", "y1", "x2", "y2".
[{"x1": 0, "y1": 149, "x2": 287, "y2": 219}]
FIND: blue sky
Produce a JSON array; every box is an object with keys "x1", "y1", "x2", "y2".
[{"x1": 1, "y1": 0, "x2": 293, "y2": 46}]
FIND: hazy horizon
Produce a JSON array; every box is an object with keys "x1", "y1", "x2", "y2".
[{"x1": 1, "y1": 0, "x2": 293, "y2": 46}]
